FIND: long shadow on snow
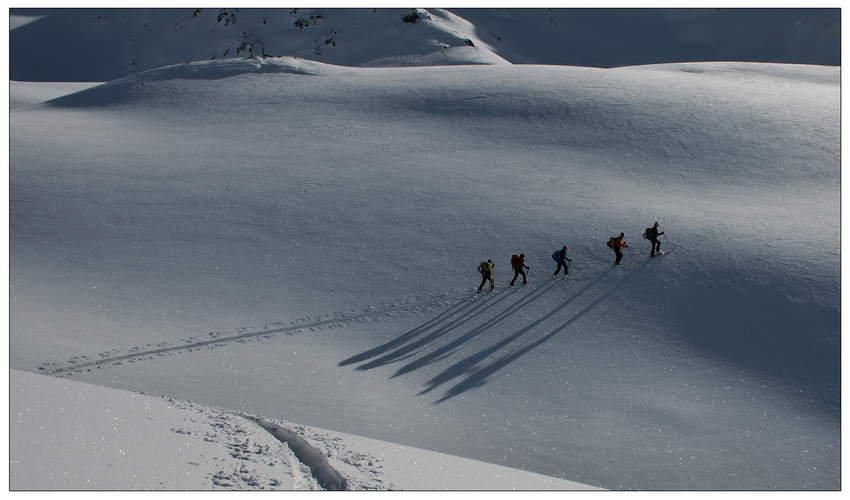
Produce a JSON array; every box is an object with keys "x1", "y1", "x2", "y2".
[
  {"x1": 391, "y1": 280, "x2": 559, "y2": 379},
  {"x1": 339, "y1": 287, "x2": 522, "y2": 370},
  {"x1": 428, "y1": 265, "x2": 642, "y2": 403},
  {"x1": 338, "y1": 295, "x2": 483, "y2": 368},
  {"x1": 359, "y1": 291, "x2": 521, "y2": 371}
]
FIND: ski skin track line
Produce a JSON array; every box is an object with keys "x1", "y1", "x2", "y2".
[{"x1": 40, "y1": 246, "x2": 675, "y2": 375}]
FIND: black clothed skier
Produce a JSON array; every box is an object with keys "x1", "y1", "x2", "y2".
[{"x1": 648, "y1": 222, "x2": 664, "y2": 257}]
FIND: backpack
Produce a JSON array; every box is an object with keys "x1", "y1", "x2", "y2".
[
  {"x1": 643, "y1": 227, "x2": 652, "y2": 240},
  {"x1": 479, "y1": 261, "x2": 488, "y2": 274},
  {"x1": 552, "y1": 250, "x2": 559, "y2": 261},
  {"x1": 511, "y1": 254, "x2": 519, "y2": 269},
  {"x1": 607, "y1": 237, "x2": 615, "y2": 249}
]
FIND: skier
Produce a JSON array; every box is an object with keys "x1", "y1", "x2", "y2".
[
  {"x1": 552, "y1": 245, "x2": 571, "y2": 277},
  {"x1": 612, "y1": 233, "x2": 628, "y2": 266},
  {"x1": 510, "y1": 253, "x2": 529, "y2": 286},
  {"x1": 477, "y1": 259, "x2": 494, "y2": 293},
  {"x1": 645, "y1": 222, "x2": 665, "y2": 257}
]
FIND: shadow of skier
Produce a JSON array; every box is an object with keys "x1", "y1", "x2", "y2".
[
  {"x1": 429, "y1": 263, "x2": 647, "y2": 404},
  {"x1": 338, "y1": 287, "x2": 521, "y2": 371},
  {"x1": 392, "y1": 280, "x2": 558, "y2": 379}
]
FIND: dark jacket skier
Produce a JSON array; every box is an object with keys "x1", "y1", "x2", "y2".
[
  {"x1": 510, "y1": 253, "x2": 529, "y2": 286},
  {"x1": 477, "y1": 260, "x2": 494, "y2": 292},
  {"x1": 647, "y1": 222, "x2": 664, "y2": 257},
  {"x1": 553, "y1": 246, "x2": 571, "y2": 276}
]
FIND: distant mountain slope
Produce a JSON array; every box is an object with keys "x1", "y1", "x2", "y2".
[{"x1": 9, "y1": 7, "x2": 840, "y2": 82}]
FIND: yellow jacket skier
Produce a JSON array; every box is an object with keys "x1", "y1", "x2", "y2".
[{"x1": 477, "y1": 259, "x2": 494, "y2": 293}]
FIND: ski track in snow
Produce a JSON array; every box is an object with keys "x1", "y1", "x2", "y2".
[
  {"x1": 134, "y1": 395, "x2": 321, "y2": 490},
  {"x1": 245, "y1": 415, "x2": 349, "y2": 491},
  {"x1": 38, "y1": 250, "x2": 673, "y2": 377},
  {"x1": 140, "y1": 396, "x2": 388, "y2": 490}
]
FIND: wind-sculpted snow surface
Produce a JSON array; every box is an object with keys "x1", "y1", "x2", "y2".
[{"x1": 10, "y1": 60, "x2": 839, "y2": 489}]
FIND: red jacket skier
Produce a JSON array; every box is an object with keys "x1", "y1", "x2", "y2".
[
  {"x1": 510, "y1": 253, "x2": 529, "y2": 286},
  {"x1": 613, "y1": 233, "x2": 628, "y2": 266}
]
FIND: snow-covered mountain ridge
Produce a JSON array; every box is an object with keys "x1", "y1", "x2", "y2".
[{"x1": 10, "y1": 7, "x2": 840, "y2": 81}]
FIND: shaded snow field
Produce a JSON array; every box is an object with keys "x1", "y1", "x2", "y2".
[{"x1": 9, "y1": 56, "x2": 839, "y2": 490}]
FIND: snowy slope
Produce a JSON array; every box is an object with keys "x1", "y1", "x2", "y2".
[
  {"x1": 8, "y1": 7, "x2": 841, "y2": 492},
  {"x1": 9, "y1": 81, "x2": 101, "y2": 110},
  {"x1": 10, "y1": 368, "x2": 591, "y2": 490},
  {"x1": 10, "y1": 369, "x2": 324, "y2": 490},
  {"x1": 9, "y1": 7, "x2": 840, "y2": 81},
  {"x1": 9, "y1": 58, "x2": 839, "y2": 490}
]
